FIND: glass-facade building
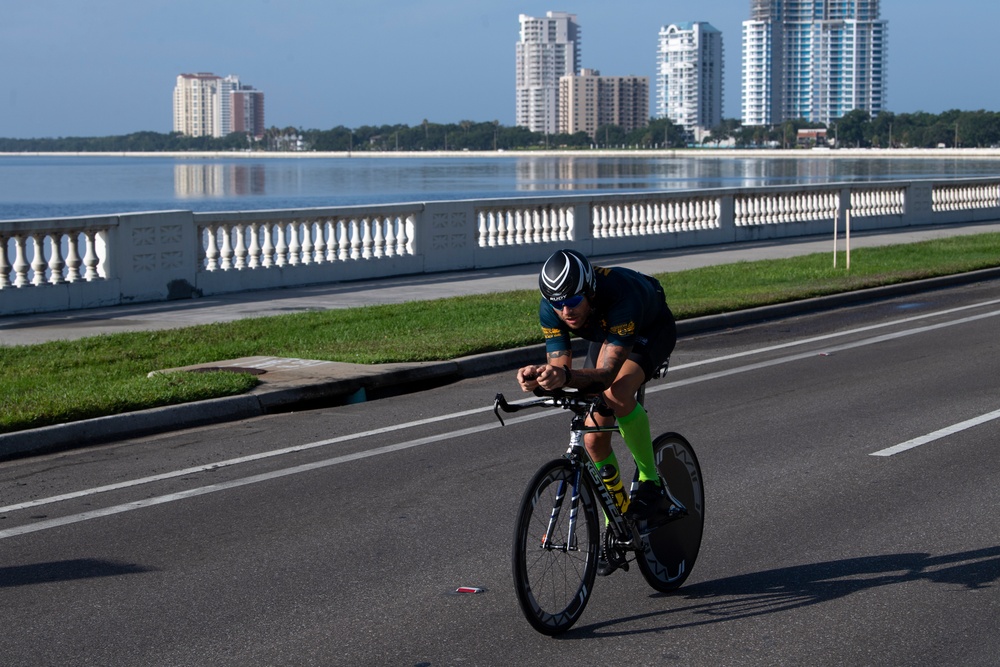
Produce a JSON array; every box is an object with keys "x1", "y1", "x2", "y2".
[{"x1": 741, "y1": 0, "x2": 887, "y2": 126}]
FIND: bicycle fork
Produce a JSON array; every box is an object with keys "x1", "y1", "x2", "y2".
[{"x1": 541, "y1": 470, "x2": 583, "y2": 552}]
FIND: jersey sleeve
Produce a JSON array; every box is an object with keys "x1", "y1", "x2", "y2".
[{"x1": 538, "y1": 299, "x2": 572, "y2": 354}]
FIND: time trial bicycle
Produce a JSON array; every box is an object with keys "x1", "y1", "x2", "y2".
[{"x1": 493, "y1": 363, "x2": 704, "y2": 635}]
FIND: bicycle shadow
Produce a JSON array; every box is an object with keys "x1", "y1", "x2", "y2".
[
  {"x1": 0, "y1": 558, "x2": 153, "y2": 589},
  {"x1": 567, "y1": 546, "x2": 1000, "y2": 638}
]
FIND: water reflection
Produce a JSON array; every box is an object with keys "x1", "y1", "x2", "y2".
[
  {"x1": 174, "y1": 163, "x2": 266, "y2": 198},
  {"x1": 508, "y1": 155, "x2": 999, "y2": 193},
  {"x1": 5, "y1": 154, "x2": 1000, "y2": 220}
]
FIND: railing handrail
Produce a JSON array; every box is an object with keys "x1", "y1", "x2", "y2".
[{"x1": 3, "y1": 176, "x2": 999, "y2": 317}]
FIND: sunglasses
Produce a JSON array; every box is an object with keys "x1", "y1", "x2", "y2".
[{"x1": 548, "y1": 294, "x2": 585, "y2": 310}]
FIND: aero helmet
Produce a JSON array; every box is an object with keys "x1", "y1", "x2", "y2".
[{"x1": 538, "y1": 249, "x2": 596, "y2": 302}]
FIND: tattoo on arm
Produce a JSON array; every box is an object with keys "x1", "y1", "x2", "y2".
[{"x1": 596, "y1": 344, "x2": 630, "y2": 385}]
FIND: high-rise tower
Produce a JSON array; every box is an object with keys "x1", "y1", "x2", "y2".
[
  {"x1": 656, "y1": 22, "x2": 724, "y2": 140},
  {"x1": 515, "y1": 12, "x2": 581, "y2": 135},
  {"x1": 741, "y1": 0, "x2": 887, "y2": 126}
]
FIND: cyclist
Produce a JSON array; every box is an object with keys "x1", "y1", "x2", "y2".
[{"x1": 517, "y1": 249, "x2": 678, "y2": 554}]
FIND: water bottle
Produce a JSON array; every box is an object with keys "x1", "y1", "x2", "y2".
[{"x1": 600, "y1": 464, "x2": 630, "y2": 515}]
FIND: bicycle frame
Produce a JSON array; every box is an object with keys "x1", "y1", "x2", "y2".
[{"x1": 494, "y1": 391, "x2": 642, "y2": 552}]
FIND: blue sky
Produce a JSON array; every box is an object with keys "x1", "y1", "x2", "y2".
[{"x1": 1, "y1": 0, "x2": 995, "y2": 138}]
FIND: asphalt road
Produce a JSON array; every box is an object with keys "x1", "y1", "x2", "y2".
[{"x1": 1, "y1": 279, "x2": 999, "y2": 666}]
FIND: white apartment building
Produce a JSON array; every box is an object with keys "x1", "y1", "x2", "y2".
[
  {"x1": 560, "y1": 69, "x2": 649, "y2": 139},
  {"x1": 515, "y1": 12, "x2": 581, "y2": 135},
  {"x1": 742, "y1": 0, "x2": 887, "y2": 126},
  {"x1": 173, "y1": 73, "x2": 264, "y2": 138},
  {"x1": 173, "y1": 73, "x2": 221, "y2": 138},
  {"x1": 656, "y1": 22, "x2": 724, "y2": 140}
]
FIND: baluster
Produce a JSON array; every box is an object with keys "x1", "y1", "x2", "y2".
[
  {"x1": 203, "y1": 225, "x2": 220, "y2": 271},
  {"x1": 287, "y1": 220, "x2": 301, "y2": 266},
  {"x1": 321, "y1": 219, "x2": 336, "y2": 263},
  {"x1": 301, "y1": 220, "x2": 315, "y2": 265},
  {"x1": 402, "y1": 213, "x2": 415, "y2": 256},
  {"x1": 336, "y1": 219, "x2": 350, "y2": 260},
  {"x1": 219, "y1": 226, "x2": 234, "y2": 270},
  {"x1": 592, "y1": 205, "x2": 605, "y2": 238},
  {"x1": 247, "y1": 223, "x2": 261, "y2": 268},
  {"x1": 384, "y1": 217, "x2": 397, "y2": 257},
  {"x1": 358, "y1": 217, "x2": 372, "y2": 259},
  {"x1": 0, "y1": 234, "x2": 10, "y2": 288},
  {"x1": 275, "y1": 222, "x2": 289, "y2": 266},
  {"x1": 486, "y1": 209, "x2": 498, "y2": 247},
  {"x1": 374, "y1": 217, "x2": 387, "y2": 258},
  {"x1": 83, "y1": 231, "x2": 101, "y2": 281},
  {"x1": 47, "y1": 233, "x2": 66, "y2": 284},
  {"x1": 233, "y1": 224, "x2": 247, "y2": 270},
  {"x1": 29, "y1": 235, "x2": 47, "y2": 286},
  {"x1": 349, "y1": 219, "x2": 362, "y2": 259},
  {"x1": 261, "y1": 223, "x2": 275, "y2": 267},
  {"x1": 12, "y1": 235, "x2": 29, "y2": 286}
]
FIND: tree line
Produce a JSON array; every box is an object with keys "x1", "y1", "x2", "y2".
[{"x1": 3, "y1": 109, "x2": 999, "y2": 153}]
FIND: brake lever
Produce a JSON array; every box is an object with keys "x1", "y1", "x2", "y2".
[{"x1": 493, "y1": 393, "x2": 510, "y2": 426}]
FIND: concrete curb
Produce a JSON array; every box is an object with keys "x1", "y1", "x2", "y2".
[{"x1": 3, "y1": 266, "x2": 999, "y2": 460}]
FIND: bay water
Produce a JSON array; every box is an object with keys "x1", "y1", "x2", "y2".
[{"x1": 3, "y1": 153, "x2": 1000, "y2": 221}]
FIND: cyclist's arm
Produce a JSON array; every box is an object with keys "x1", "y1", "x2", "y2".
[
  {"x1": 529, "y1": 343, "x2": 632, "y2": 392},
  {"x1": 567, "y1": 342, "x2": 631, "y2": 390}
]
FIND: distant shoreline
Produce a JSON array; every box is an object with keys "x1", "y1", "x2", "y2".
[{"x1": 4, "y1": 148, "x2": 1000, "y2": 160}]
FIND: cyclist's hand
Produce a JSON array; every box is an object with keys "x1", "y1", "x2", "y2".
[
  {"x1": 517, "y1": 365, "x2": 542, "y2": 392},
  {"x1": 534, "y1": 364, "x2": 568, "y2": 391}
]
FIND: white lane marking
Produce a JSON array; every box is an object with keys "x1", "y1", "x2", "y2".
[
  {"x1": 0, "y1": 405, "x2": 495, "y2": 513},
  {"x1": 5, "y1": 301, "x2": 1000, "y2": 519},
  {"x1": 650, "y1": 307, "x2": 1000, "y2": 395},
  {"x1": 670, "y1": 297, "x2": 1000, "y2": 372},
  {"x1": 871, "y1": 408, "x2": 1000, "y2": 457},
  {"x1": 0, "y1": 410, "x2": 553, "y2": 540}
]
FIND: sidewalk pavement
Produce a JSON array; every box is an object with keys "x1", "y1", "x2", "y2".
[{"x1": 2, "y1": 222, "x2": 999, "y2": 460}]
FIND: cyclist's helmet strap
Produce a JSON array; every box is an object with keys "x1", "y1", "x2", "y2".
[{"x1": 538, "y1": 249, "x2": 596, "y2": 302}]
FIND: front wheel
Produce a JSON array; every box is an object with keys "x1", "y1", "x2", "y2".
[
  {"x1": 635, "y1": 432, "x2": 705, "y2": 593},
  {"x1": 511, "y1": 458, "x2": 600, "y2": 635}
]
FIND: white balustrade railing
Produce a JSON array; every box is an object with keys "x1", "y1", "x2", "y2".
[
  {"x1": 201, "y1": 210, "x2": 418, "y2": 271},
  {"x1": 591, "y1": 196, "x2": 721, "y2": 237},
  {"x1": 0, "y1": 219, "x2": 111, "y2": 289},
  {"x1": 476, "y1": 203, "x2": 575, "y2": 247},
  {"x1": 932, "y1": 182, "x2": 1000, "y2": 212},
  {"x1": 735, "y1": 190, "x2": 840, "y2": 226},
  {"x1": 3, "y1": 177, "x2": 999, "y2": 316},
  {"x1": 851, "y1": 188, "x2": 906, "y2": 217}
]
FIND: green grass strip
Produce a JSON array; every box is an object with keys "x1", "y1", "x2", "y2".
[{"x1": 1, "y1": 232, "x2": 998, "y2": 434}]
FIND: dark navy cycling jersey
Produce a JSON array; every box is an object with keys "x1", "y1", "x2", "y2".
[{"x1": 539, "y1": 264, "x2": 670, "y2": 354}]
